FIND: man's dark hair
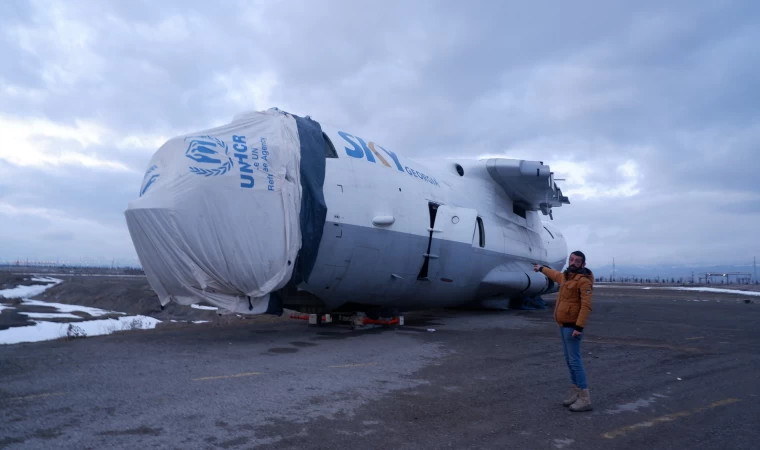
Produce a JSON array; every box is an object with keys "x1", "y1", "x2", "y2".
[{"x1": 571, "y1": 250, "x2": 586, "y2": 264}]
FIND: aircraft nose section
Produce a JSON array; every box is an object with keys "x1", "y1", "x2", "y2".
[
  {"x1": 125, "y1": 191, "x2": 300, "y2": 314},
  {"x1": 124, "y1": 109, "x2": 324, "y2": 314}
]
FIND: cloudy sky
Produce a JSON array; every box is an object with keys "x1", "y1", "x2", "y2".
[{"x1": 1, "y1": 0, "x2": 758, "y2": 267}]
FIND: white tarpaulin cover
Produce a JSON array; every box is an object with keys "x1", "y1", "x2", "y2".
[{"x1": 125, "y1": 109, "x2": 302, "y2": 314}]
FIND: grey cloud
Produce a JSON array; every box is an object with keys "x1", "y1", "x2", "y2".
[
  {"x1": 1, "y1": 163, "x2": 141, "y2": 229},
  {"x1": 639, "y1": 124, "x2": 759, "y2": 197},
  {"x1": 719, "y1": 198, "x2": 760, "y2": 215},
  {"x1": 41, "y1": 230, "x2": 75, "y2": 241},
  {"x1": 2, "y1": 1, "x2": 265, "y2": 131},
  {"x1": 0, "y1": 209, "x2": 132, "y2": 262},
  {"x1": 0, "y1": 0, "x2": 758, "y2": 264},
  {"x1": 553, "y1": 192, "x2": 760, "y2": 265}
]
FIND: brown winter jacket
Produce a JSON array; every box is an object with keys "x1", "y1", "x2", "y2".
[{"x1": 539, "y1": 266, "x2": 594, "y2": 331}]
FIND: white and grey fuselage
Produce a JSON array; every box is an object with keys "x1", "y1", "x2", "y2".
[
  {"x1": 292, "y1": 124, "x2": 569, "y2": 313},
  {"x1": 125, "y1": 109, "x2": 570, "y2": 316}
]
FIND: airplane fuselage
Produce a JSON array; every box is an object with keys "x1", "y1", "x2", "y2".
[
  {"x1": 282, "y1": 125, "x2": 568, "y2": 313},
  {"x1": 126, "y1": 109, "x2": 569, "y2": 316}
]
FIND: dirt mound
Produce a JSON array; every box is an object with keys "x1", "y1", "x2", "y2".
[
  {"x1": 31, "y1": 275, "x2": 291, "y2": 326},
  {"x1": 0, "y1": 272, "x2": 293, "y2": 335},
  {"x1": 35, "y1": 275, "x2": 221, "y2": 321}
]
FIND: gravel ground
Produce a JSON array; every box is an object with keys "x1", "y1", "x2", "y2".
[{"x1": 1, "y1": 284, "x2": 758, "y2": 449}]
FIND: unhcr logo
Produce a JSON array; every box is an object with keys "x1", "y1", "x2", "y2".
[
  {"x1": 185, "y1": 135, "x2": 234, "y2": 177},
  {"x1": 139, "y1": 165, "x2": 159, "y2": 197}
]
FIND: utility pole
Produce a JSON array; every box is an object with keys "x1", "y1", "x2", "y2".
[
  {"x1": 612, "y1": 257, "x2": 616, "y2": 282},
  {"x1": 754, "y1": 256, "x2": 757, "y2": 283}
]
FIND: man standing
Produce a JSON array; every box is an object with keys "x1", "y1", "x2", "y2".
[{"x1": 533, "y1": 251, "x2": 593, "y2": 412}]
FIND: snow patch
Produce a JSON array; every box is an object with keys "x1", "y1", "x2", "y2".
[
  {"x1": 191, "y1": 304, "x2": 218, "y2": 311},
  {"x1": 0, "y1": 303, "x2": 15, "y2": 313},
  {"x1": 30, "y1": 276, "x2": 63, "y2": 283},
  {"x1": 20, "y1": 312, "x2": 82, "y2": 320},
  {"x1": 595, "y1": 285, "x2": 760, "y2": 296},
  {"x1": 0, "y1": 284, "x2": 56, "y2": 299},
  {"x1": 0, "y1": 277, "x2": 167, "y2": 346},
  {"x1": 0, "y1": 315, "x2": 161, "y2": 345},
  {"x1": 0, "y1": 277, "x2": 62, "y2": 300},
  {"x1": 605, "y1": 395, "x2": 665, "y2": 415},
  {"x1": 670, "y1": 287, "x2": 760, "y2": 296},
  {"x1": 20, "y1": 299, "x2": 123, "y2": 317}
]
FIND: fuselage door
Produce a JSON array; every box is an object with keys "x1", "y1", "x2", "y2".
[{"x1": 428, "y1": 205, "x2": 479, "y2": 286}]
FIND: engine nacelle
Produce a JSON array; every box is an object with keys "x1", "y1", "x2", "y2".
[
  {"x1": 522, "y1": 271, "x2": 552, "y2": 296},
  {"x1": 480, "y1": 267, "x2": 554, "y2": 297}
]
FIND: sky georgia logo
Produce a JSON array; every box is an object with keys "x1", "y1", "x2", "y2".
[{"x1": 185, "y1": 135, "x2": 234, "y2": 177}]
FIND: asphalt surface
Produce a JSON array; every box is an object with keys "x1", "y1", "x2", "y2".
[{"x1": 1, "y1": 287, "x2": 759, "y2": 449}]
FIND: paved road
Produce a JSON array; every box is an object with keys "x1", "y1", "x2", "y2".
[{"x1": 1, "y1": 288, "x2": 758, "y2": 449}]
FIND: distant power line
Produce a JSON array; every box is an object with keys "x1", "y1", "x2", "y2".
[{"x1": 0, "y1": 259, "x2": 142, "y2": 269}]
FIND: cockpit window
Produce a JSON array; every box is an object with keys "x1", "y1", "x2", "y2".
[{"x1": 323, "y1": 133, "x2": 338, "y2": 158}]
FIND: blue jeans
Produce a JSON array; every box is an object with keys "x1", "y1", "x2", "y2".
[{"x1": 560, "y1": 327, "x2": 588, "y2": 389}]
